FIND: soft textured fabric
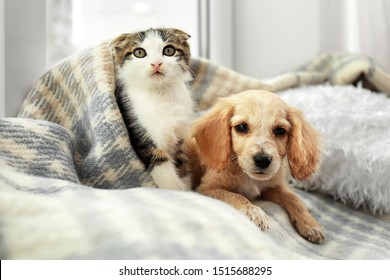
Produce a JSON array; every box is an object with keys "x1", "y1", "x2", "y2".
[
  {"x1": 1, "y1": 41, "x2": 390, "y2": 259},
  {"x1": 281, "y1": 85, "x2": 390, "y2": 214},
  {"x1": 1, "y1": 159, "x2": 389, "y2": 260}
]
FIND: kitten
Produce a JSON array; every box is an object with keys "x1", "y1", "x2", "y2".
[{"x1": 111, "y1": 28, "x2": 193, "y2": 190}]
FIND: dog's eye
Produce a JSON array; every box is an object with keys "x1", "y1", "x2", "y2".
[
  {"x1": 234, "y1": 123, "x2": 249, "y2": 134},
  {"x1": 273, "y1": 127, "x2": 286, "y2": 136}
]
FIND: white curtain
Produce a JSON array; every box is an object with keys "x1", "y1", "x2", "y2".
[
  {"x1": 1, "y1": 0, "x2": 5, "y2": 117},
  {"x1": 46, "y1": 0, "x2": 74, "y2": 68},
  {"x1": 320, "y1": 0, "x2": 390, "y2": 71}
]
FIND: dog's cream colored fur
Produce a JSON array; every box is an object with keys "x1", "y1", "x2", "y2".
[{"x1": 191, "y1": 90, "x2": 324, "y2": 244}]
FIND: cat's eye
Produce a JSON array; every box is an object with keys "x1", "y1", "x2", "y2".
[
  {"x1": 273, "y1": 127, "x2": 286, "y2": 136},
  {"x1": 234, "y1": 123, "x2": 249, "y2": 134},
  {"x1": 163, "y1": 45, "x2": 176, "y2": 57},
  {"x1": 133, "y1": 48, "x2": 147, "y2": 58}
]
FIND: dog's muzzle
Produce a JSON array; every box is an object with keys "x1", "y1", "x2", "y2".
[{"x1": 253, "y1": 154, "x2": 272, "y2": 170}]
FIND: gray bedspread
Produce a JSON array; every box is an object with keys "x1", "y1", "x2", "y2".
[{"x1": 1, "y1": 41, "x2": 389, "y2": 259}]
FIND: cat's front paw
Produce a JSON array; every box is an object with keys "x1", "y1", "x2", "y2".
[{"x1": 151, "y1": 162, "x2": 190, "y2": 191}]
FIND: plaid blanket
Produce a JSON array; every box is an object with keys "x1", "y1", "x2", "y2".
[
  {"x1": 1, "y1": 41, "x2": 390, "y2": 259},
  {"x1": 265, "y1": 52, "x2": 390, "y2": 94}
]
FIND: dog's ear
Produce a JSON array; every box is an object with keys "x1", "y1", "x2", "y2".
[
  {"x1": 192, "y1": 99, "x2": 234, "y2": 171},
  {"x1": 287, "y1": 107, "x2": 321, "y2": 180}
]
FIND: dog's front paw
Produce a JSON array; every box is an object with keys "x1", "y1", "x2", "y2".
[
  {"x1": 295, "y1": 220, "x2": 325, "y2": 244},
  {"x1": 240, "y1": 204, "x2": 269, "y2": 230}
]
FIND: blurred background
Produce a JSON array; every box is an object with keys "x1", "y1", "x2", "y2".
[{"x1": 1, "y1": 0, "x2": 389, "y2": 117}]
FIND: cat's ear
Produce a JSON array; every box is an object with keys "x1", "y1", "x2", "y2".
[
  {"x1": 110, "y1": 33, "x2": 131, "y2": 51},
  {"x1": 110, "y1": 33, "x2": 137, "y2": 66},
  {"x1": 170, "y1": 29, "x2": 191, "y2": 41}
]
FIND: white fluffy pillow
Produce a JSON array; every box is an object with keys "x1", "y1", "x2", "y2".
[{"x1": 280, "y1": 85, "x2": 390, "y2": 214}]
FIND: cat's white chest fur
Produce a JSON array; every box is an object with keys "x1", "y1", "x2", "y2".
[
  {"x1": 127, "y1": 84, "x2": 193, "y2": 154},
  {"x1": 112, "y1": 28, "x2": 193, "y2": 190}
]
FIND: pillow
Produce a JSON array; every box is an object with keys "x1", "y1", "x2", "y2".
[{"x1": 280, "y1": 85, "x2": 390, "y2": 214}]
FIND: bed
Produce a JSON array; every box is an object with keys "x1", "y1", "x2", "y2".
[{"x1": 1, "y1": 42, "x2": 390, "y2": 259}]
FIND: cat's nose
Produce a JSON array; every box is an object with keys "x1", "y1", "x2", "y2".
[{"x1": 151, "y1": 62, "x2": 162, "y2": 71}]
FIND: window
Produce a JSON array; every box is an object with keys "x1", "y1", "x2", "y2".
[
  {"x1": 47, "y1": 0, "x2": 200, "y2": 67},
  {"x1": 2, "y1": 0, "x2": 203, "y2": 117}
]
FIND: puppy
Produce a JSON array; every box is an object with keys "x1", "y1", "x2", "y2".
[{"x1": 191, "y1": 90, "x2": 325, "y2": 244}]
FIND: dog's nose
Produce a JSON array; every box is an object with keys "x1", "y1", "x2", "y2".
[{"x1": 253, "y1": 154, "x2": 272, "y2": 169}]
